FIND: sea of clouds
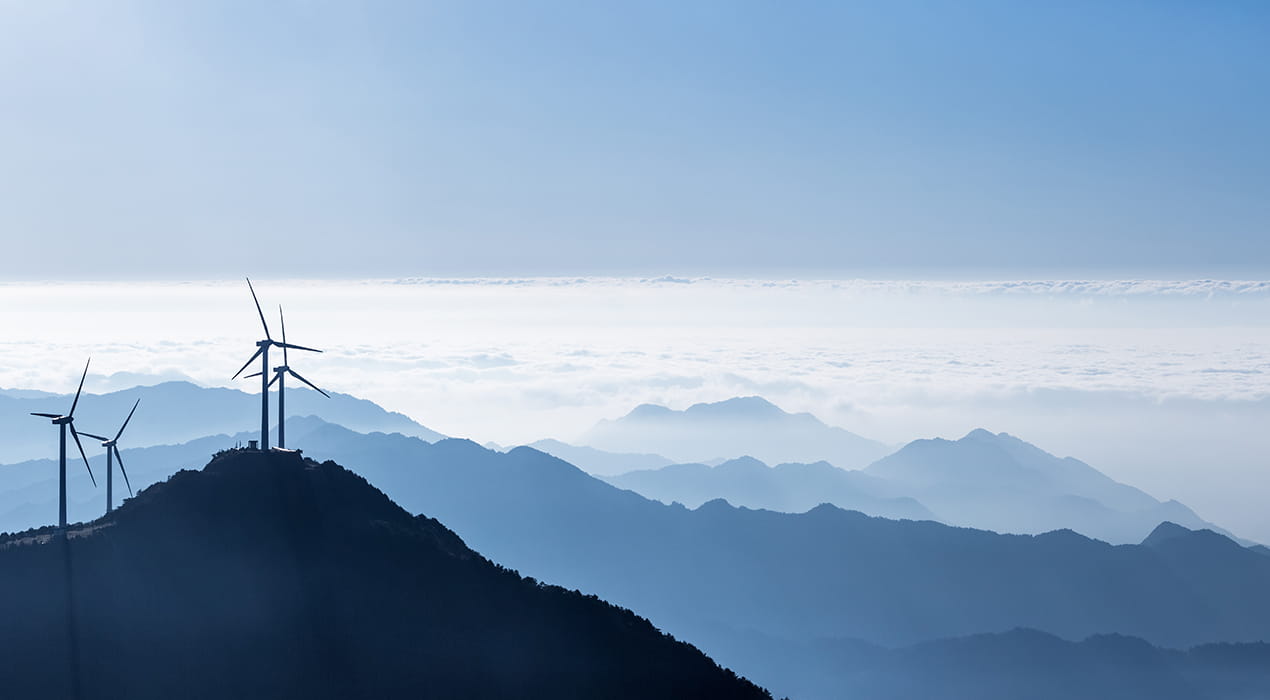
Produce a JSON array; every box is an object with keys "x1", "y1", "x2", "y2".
[{"x1": 2, "y1": 277, "x2": 1269, "y2": 539}]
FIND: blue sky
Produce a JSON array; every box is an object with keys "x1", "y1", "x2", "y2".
[{"x1": 2, "y1": 1, "x2": 1268, "y2": 278}]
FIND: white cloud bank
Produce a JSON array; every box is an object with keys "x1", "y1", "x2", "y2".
[{"x1": 2, "y1": 278, "x2": 1269, "y2": 539}]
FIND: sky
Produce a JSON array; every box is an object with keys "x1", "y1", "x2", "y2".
[{"x1": 1, "y1": 1, "x2": 1269, "y2": 278}]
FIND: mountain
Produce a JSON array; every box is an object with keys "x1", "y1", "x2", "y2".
[
  {"x1": 606, "y1": 456, "x2": 935, "y2": 521},
  {"x1": 0, "y1": 417, "x2": 338, "y2": 534},
  {"x1": 864, "y1": 428, "x2": 1237, "y2": 544},
  {"x1": 519, "y1": 439, "x2": 674, "y2": 476},
  {"x1": 284, "y1": 423, "x2": 1270, "y2": 648},
  {"x1": 7, "y1": 419, "x2": 1269, "y2": 700},
  {"x1": 0, "y1": 449, "x2": 769, "y2": 700},
  {"x1": 0, "y1": 381, "x2": 443, "y2": 463},
  {"x1": 579, "y1": 396, "x2": 891, "y2": 468}
]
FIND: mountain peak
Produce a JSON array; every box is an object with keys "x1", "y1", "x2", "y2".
[
  {"x1": 584, "y1": 396, "x2": 888, "y2": 468},
  {"x1": 1141, "y1": 521, "x2": 1195, "y2": 547},
  {"x1": 962, "y1": 427, "x2": 998, "y2": 440},
  {"x1": 714, "y1": 455, "x2": 769, "y2": 471},
  {"x1": 111, "y1": 447, "x2": 423, "y2": 543},
  {"x1": 685, "y1": 396, "x2": 786, "y2": 419},
  {"x1": 626, "y1": 403, "x2": 675, "y2": 419},
  {"x1": 0, "y1": 448, "x2": 771, "y2": 699}
]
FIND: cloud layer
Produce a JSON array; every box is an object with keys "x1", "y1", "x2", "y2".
[{"x1": 3, "y1": 278, "x2": 1270, "y2": 539}]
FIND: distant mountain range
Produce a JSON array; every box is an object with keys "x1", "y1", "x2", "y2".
[
  {"x1": 604, "y1": 429, "x2": 1236, "y2": 545},
  {"x1": 0, "y1": 381, "x2": 442, "y2": 463},
  {"x1": 606, "y1": 455, "x2": 934, "y2": 521},
  {"x1": 492, "y1": 438, "x2": 674, "y2": 476},
  {"x1": 864, "y1": 429, "x2": 1237, "y2": 544},
  {"x1": 0, "y1": 450, "x2": 769, "y2": 699},
  {"x1": 579, "y1": 396, "x2": 892, "y2": 468},
  {"x1": 5, "y1": 383, "x2": 1238, "y2": 545},
  {"x1": 280, "y1": 424, "x2": 1270, "y2": 645},
  {"x1": 4, "y1": 418, "x2": 1268, "y2": 700}
]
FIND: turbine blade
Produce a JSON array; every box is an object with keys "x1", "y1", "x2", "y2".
[
  {"x1": 30, "y1": 412, "x2": 61, "y2": 418},
  {"x1": 69, "y1": 357, "x2": 90, "y2": 417},
  {"x1": 279, "y1": 305, "x2": 288, "y2": 365},
  {"x1": 78, "y1": 432, "x2": 110, "y2": 442},
  {"x1": 115, "y1": 398, "x2": 140, "y2": 441},
  {"x1": 70, "y1": 425, "x2": 97, "y2": 487},
  {"x1": 232, "y1": 347, "x2": 264, "y2": 380},
  {"x1": 246, "y1": 277, "x2": 271, "y2": 340},
  {"x1": 277, "y1": 342, "x2": 322, "y2": 353},
  {"x1": 115, "y1": 447, "x2": 133, "y2": 497},
  {"x1": 268, "y1": 371, "x2": 281, "y2": 388},
  {"x1": 243, "y1": 371, "x2": 264, "y2": 379},
  {"x1": 288, "y1": 369, "x2": 330, "y2": 398}
]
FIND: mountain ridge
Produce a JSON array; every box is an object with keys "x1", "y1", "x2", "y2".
[
  {"x1": 0, "y1": 448, "x2": 770, "y2": 699},
  {"x1": 581, "y1": 395, "x2": 891, "y2": 468},
  {"x1": 0, "y1": 381, "x2": 443, "y2": 464}
]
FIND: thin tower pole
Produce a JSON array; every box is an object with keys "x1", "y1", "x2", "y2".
[
  {"x1": 260, "y1": 344, "x2": 270, "y2": 450},
  {"x1": 58, "y1": 423, "x2": 67, "y2": 529},
  {"x1": 106, "y1": 446, "x2": 113, "y2": 513},
  {"x1": 278, "y1": 371, "x2": 286, "y2": 449}
]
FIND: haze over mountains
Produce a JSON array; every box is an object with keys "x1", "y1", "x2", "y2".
[
  {"x1": 0, "y1": 450, "x2": 767, "y2": 699},
  {"x1": 864, "y1": 429, "x2": 1236, "y2": 544},
  {"x1": 607, "y1": 429, "x2": 1235, "y2": 545},
  {"x1": 580, "y1": 396, "x2": 892, "y2": 468},
  {"x1": 0, "y1": 381, "x2": 441, "y2": 464},
  {"x1": 0, "y1": 383, "x2": 1244, "y2": 547},
  {"x1": 607, "y1": 456, "x2": 935, "y2": 522}
]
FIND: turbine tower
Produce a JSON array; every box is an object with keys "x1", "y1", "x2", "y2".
[
  {"x1": 79, "y1": 398, "x2": 140, "y2": 514},
  {"x1": 245, "y1": 306, "x2": 329, "y2": 449},
  {"x1": 29, "y1": 359, "x2": 98, "y2": 529},
  {"x1": 231, "y1": 278, "x2": 321, "y2": 450}
]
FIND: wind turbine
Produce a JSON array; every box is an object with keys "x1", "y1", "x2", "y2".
[
  {"x1": 79, "y1": 398, "x2": 140, "y2": 514},
  {"x1": 230, "y1": 278, "x2": 321, "y2": 450},
  {"x1": 29, "y1": 359, "x2": 97, "y2": 529},
  {"x1": 244, "y1": 306, "x2": 329, "y2": 449}
]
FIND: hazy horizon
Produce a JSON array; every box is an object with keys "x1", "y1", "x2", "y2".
[{"x1": 4, "y1": 275, "x2": 1269, "y2": 541}]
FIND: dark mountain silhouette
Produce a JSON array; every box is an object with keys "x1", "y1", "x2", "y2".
[
  {"x1": 579, "y1": 396, "x2": 890, "y2": 468},
  {"x1": 5, "y1": 417, "x2": 1268, "y2": 700},
  {"x1": 0, "y1": 381, "x2": 442, "y2": 463},
  {"x1": 0, "y1": 449, "x2": 769, "y2": 700},
  {"x1": 864, "y1": 428, "x2": 1236, "y2": 544},
  {"x1": 0, "y1": 418, "x2": 339, "y2": 534},
  {"x1": 606, "y1": 455, "x2": 934, "y2": 521}
]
